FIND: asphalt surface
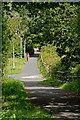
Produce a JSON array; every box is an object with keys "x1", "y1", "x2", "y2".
[{"x1": 9, "y1": 56, "x2": 80, "y2": 120}]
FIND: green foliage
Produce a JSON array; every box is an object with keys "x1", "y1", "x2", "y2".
[
  {"x1": 70, "y1": 64, "x2": 80, "y2": 77},
  {"x1": 33, "y1": 43, "x2": 40, "y2": 48},
  {"x1": 2, "y1": 78, "x2": 26, "y2": 98},
  {"x1": 2, "y1": 78, "x2": 52, "y2": 119},
  {"x1": 39, "y1": 44, "x2": 70, "y2": 83},
  {"x1": 2, "y1": 2, "x2": 79, "y2": 77},
  {"x1": 52, "y1": 3, "x2": 80, "y2": 75},
  {"x1": 40, "y1": 44, "x2": 61, "y2": 66},
  {"x1": 26, "y1": 40, "x2": 34, "y2": 55},
  {"x1": 38, "y1": 55, "x2": 80, "y2": 94},
  {"x1": 39, "y1": 79, "x2": 62, "y2": 87},
  {"x1": 2, "y1": 11, "x2": 12, "y2": 73},
  {"x1": 26, "y1": 2, "x2": 79, "y2": 78},
  {"x1": 60, "y1": 78, "x2": 80, "y2": 94},
  {"x1": 2, "y1": 2, "x2": 80, "y2": 93},
  {"x1": 38, "y1": 57, "x2": 62, "y2": 86},
  {"x1": 2, "y1": 3, "x2": 22, "y2": 75},
  {"x1": 37, "y1": 57, "x2": 49, "y2": 79}
]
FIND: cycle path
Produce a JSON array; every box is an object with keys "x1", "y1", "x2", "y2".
[{"x1": 9, "y1": 57, "x2": 80, "y2": 120}]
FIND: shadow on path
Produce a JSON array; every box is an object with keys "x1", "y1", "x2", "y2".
[{"x1": 9, "y1": 55, "x2": 80, "y2": 120}]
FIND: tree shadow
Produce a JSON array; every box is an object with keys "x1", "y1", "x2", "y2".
[{"x1": 23, "y1": 80, "x2": 80, "y2": 120}]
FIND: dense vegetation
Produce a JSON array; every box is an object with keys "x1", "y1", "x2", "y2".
[
  {"x1": 2, "y1": 77, "x2": 52, "y2": 119},
  {"x1": 2, "y1": 2, "x2": 80, "y2": 118},
  {"x1": 2, "y1": 2, "x2": 80, "y2": 76},
  {"x1": 38, "y1": 57, "x2": 63, "y2": 87},
  {"x1": 40, "y1": 44, "x2": 61, "y2": 66},
  {"x1": 38, "y1": 45, "x2": 80, "y2": 94}
]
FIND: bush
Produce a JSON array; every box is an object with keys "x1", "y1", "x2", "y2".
[
  {"x1": 61, "y1": 78, "x2": 80, "y2": 94},
  {"x1": 2, "y1": 77, "x2": 27, "y2": 99},
  {"x1": 2, "y1": 77, "x2": 52, "y2": 119},
  {"x1": 37, "y1": 57, "x2": 49, "y2": 78},
  {"x1": 40, "y1": 44, "x2": 61, "y2": 66},
  {"x1": 38, "y1": 46, "x2": 80, "y2": 94}
]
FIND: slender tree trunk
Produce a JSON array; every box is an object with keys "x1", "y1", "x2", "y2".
[
  {"x1": 24, "y1": 39, "x2": 26, "y2": 58},
  {"x1": 13, "y1": 41, "x2": 15, "y2": 69},
  {"x1": 20, "y1": 37, "x2": 22, "y2": 58}
]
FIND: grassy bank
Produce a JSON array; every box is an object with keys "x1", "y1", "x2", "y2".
[
  {"x1": 38, "y1": 57, "x2": 80, "y2": 94},
  {"x1": 2, "y1": 77, "x2": 52, "y2": 119},
  {"x1": 37, "y1": 57, "x2": 62, "y2": 87},
  {"x1": 5, "y1": 58, "x2": 26, "y2": 75},
  {"x1": 2, "y1": 57, "x2": 53, "y2": 119}
]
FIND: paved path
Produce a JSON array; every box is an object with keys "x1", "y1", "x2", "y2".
[{"x1": 9, "y1": 56, "x2": 80, "y2": 120}]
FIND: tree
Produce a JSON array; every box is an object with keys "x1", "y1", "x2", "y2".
[
  {"x1": 2, "y1": 3, "x2": 22, "y2": 74},
  {"x1": 52, "y1": 3, "x2": 80, "y2": 74},
  {"x1": 2, "y1": 2, "x2": 80, "y2": 78}
]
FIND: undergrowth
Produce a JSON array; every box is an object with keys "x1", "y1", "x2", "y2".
[
  {"x1": 37, "y1": 57, "x2": 62, "y2": 87},
  {"x1": 2, "y1": 77, "x2": 53, "y2": 119},
  {"x1": 38, "y1": 57, "x2": 80, "y2": 95}
]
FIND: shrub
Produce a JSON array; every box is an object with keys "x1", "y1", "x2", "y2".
[
  {"x1": 2, "y1": 77, "x2": 27, "y2": 99},
  {"x1": 40, "y1": 44, "x2": 61, "y2": 66}
]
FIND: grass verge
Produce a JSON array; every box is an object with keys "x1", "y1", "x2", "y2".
[
  {"x1": 5, "y1": 58, "x2": 26, "y2": 75},
  {"x1": 60, "y1": 78, "x2": 80, "y2": 94},
  {"x1": 37, "y1": 56, "x2": 49, "y2": 79},
  {"x1": 37, "y1": 57, "x2": 62, "y2": 87},
  {"x1": 37, "y1": 57, "x2": 80, "y2": 94},
  {"x1": 2, "y1": 77, "x2": 53, "y2": 119}
]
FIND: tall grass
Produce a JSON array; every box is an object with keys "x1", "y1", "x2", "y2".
[{"x1": 2, "y1": 77, "x2": 53, "y2": 119}]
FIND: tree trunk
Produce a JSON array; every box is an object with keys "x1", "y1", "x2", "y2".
[
  {"x1": 13, "y1": 41, "x2": 15, "y2": 69},
  {"x1": 20, "y1": 37, "x2": 22, "y2": 58},
  {"x1": 24, "y1": 39, "x2": 26, "y2": 58}
]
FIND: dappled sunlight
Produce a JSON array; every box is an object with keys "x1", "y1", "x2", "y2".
[
  {"x1": 21, "y1": 79, "x2": 44, "y2": 82},
  {"x1": 2, "y1": 2, "x2": 80, "y2": 119},
  {"x1": 55, "y1": 112, "x2": 80, "y2": 119},
  {"x1": 21, "y1": 74, "x2": 42, "y2": 79},
  {"x1": 25, "y1": 80, "x2": 80, "y2": 119},
  {"x1": 25, "y1": 86, "x2": 60, "y2": 90},
  {"x1": 43, "y1": 101, "x2": 80, "y2": 119},
  {"x1": 8, "y1": 56, "x2": 80, "y2": 120}
]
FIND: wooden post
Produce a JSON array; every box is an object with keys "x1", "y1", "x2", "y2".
[{"x1": 49, "y1": 66, "x2": 52, "y2": 77}]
